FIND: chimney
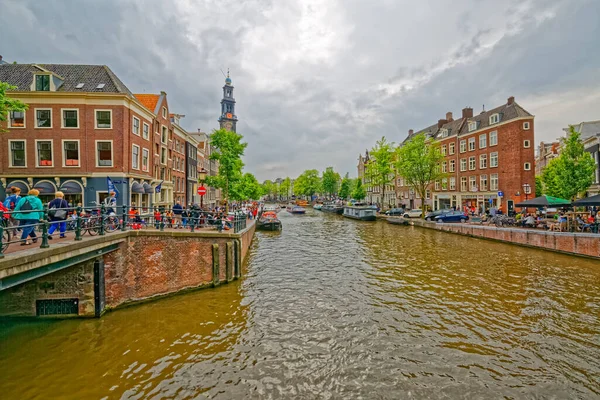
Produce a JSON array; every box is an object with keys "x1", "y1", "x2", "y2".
[
  {"x1": 507, "y1": 96, "x2": 515, "y2": 105},
  {"x1": 408, "y1": 129, "x2": 414, "y2": 136},
  {"x1": 438, "y1": 119, "x2": 448, "y2": 128},
  {"x1": 462, "y1": 107, "x2": 473, "y2": 119},
  {"x1": 446, "y1": 112, "x2": 453, "y2": 122}
]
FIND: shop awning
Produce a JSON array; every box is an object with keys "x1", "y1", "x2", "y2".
[
  {"x1": 143, "y1": 183, "x2": 154, "y2": 194},
  {"x1": 60, "y1": 181, "x2": 83, "y2": 194},
  {"x1": 515, "y1": 195, "x2": 570, "y2": 207},
  {"x1": 131, "y1": 182, "x2": 145, "y2": 194},
  {"x1": 33, "y1": 181, "x2": 56, "y2": 194},
  {"x1": 5, "y1": 181, "x2": 29, "y2": 194}
]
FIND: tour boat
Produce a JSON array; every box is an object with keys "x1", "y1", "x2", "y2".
[
  {"x1": 263, "y1": 204, "x2": 281, "y2": 213},
  {"x1": 343, "y1": 205, "x2": 377, "y2": 221},
  {"x1": 322, "y1": 203, "x2": 344, "y2": 215},
  {"x1": 257, "y1": 211, "x2": 282, "y2": 231},
  {"x1": 286, "y1": 205, "x2": 306, "y2": 214},
  {"x1": 296, "y1": 200, "x2": 309, "y2": 207}
]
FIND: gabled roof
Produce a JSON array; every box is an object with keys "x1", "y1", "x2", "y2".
[
  {"x1": 134, "y1": 94, "x2": 160, "y2": 113},
  {"x1": 460, "y1": 101, "x2": 532, "y2": 134},
  {"x1": 565, "y1": 120, "x2": 600, "y2": 140},
  {"x1": 0, "y1": 63, "x2": 133, "y2": 95}
]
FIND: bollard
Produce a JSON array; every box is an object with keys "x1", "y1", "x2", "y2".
[
  {"x1": 99, "y1": 204, "x2": 106, "y2": 236},
  {"x1": 75, "y1": 207, "x2": 82, "y2": 241},
  {"x1": 121, "y1": 205, "x2": 127, "y2": 232},
  {"x1": 40, "y1": 220, "x2": 50, "y2": 249}
]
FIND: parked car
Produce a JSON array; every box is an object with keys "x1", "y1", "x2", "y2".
[
  {"x1": 385, "y1": 208, "x2": 405, "y2": 216},
  {"x1": 435, "y1": 210, "x2": 469, "y2": 223},
  {"x1": 403, "y1": 209, "x2": 423, "y2": 218},
  {"x1": 424, "y1": 209, "x2": 452, "y2": 221}
]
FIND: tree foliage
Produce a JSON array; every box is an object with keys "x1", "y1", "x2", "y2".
[
  {"x1": 231, "y1": 173, "x2": 262, "y2": 201},
  {"x1": 278, "y1": 177, "x2": 291, "y2": 199},
  {"x1": 261, "y1": 180, "x2": 277, "y2": 200},
  {"x1": 321, "y1": 167, "x2": 341, "y2": 197},
  {"x1": 339, "y1": 173, "x2": 353, "y2": 200},
  {"x1": 204, "y1": 128, "x2": 247, "y2": 211},
  {"x1": 294, "y1": 169, "x2": 321, "y2": 197},
  {"x1": 541, "y1": 127, "x2": 596, "y2": 199},
  {"x1": 366, "y1": 137, "x2": 395, "y2": 207},
  {"x1": 395, "y1": 132, "x2": 446, "y2": 216},
  {"x1": 352, "y1": 178, "x2": 366, "y2": 201},
  {"x1": 0, "y1": 81, "x2": 28, "y2": 133}
]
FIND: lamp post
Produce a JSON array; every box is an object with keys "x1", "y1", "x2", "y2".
[
  {"x1": 523, "y1": 183, "x2": 531, "y2": 201},
  {"x1": 198, "y1": 167, "x2": 208, "y2": 210}
]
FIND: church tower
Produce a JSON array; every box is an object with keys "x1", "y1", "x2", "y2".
[{"x1": 218, "y1": 70, "x2": 237, "y2": 132}]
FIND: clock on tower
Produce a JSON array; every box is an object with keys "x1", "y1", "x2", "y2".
[{"x1": 218, "y1": 70, "x2": 238, "y2": 132}]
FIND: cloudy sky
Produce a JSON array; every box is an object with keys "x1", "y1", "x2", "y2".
[{"x1": 1, "y1": 0, "x2": 599, "y2": 181}]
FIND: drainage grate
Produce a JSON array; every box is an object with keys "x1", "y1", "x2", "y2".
[{"x1": 36, "y1": 299, "x2": 79, "y2": 316}]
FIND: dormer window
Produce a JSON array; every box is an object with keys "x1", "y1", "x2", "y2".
[
  {"x1": 440, "y1": 128, "x2": 448, "y2": 138},
  {"x1": 468, "y1": 121, "x2": 477, "y2": 132},
  {"x1": 35, "y1": 75, "x2": 50, "y2": 91},
  {"x1": 489, "y1": 114, "x2": 500, "y2": 124}
]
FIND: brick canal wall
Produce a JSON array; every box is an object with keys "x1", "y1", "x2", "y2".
[{"x1": 389, "y1": 218, "x2": 600, "y2": 259}]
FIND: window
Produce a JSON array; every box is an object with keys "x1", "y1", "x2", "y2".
[
  {"x1": 97, "y1": 141, "x2": 113, "y2": 166},
  {"x1": 468, "y1": 121, "x2": 477, "y2": 132},
  {"x1": 96, "y1": 110, "x2": 112, "y2": 129},
  {"x1": 142, "y1": 148, "x2": 149, "y2": 172},
  {"x1": 468, "y1": 137, "x2": 475, "y2": 151},
  {"x1": 36, "y1": 109, "x2": 52, "y2": 128},
  {"x1": 524, "y1": 140, "x2": 530, "y2": 148},
  {"x1": 489, "y1": 114, "x2": 499, "y2": 125},
  {"x1": 460, "y1": 140, "x2": 466, "y2": 153},
  {"x1": 479, "y1": 134, "x2": 487, "y2": 149},
  {"x1": 9, "y1": 140, "x2": 26, "y2": 167},
  {"x1": 36, "y1": 140, "x2": 53, "y2": 166},
  {"x1": 161, "y1": 147, "x2": 167, "y2": 164},
  {"x1": 441, "y1": 145, "x2": 446, "y2": 156},
  {"x1": 480, "y1": 175, "x2": 488, "y2": 191},
  {"x1": 469, "y1": 176, "x2": 477, "y2": 191},
  {"x1": 469, "y1": 156, "x2": 476, "y2": 170},
  {"x1": 63, "y1": 141, "x2": 79, "y2": 166},
  {"x1": 435, "y1": 180, "x2": 440, "y2": 191},
  {"x1": 442, "y1": 161, "x2": 447, "y2": 173},
  {"x1": 9, "y1": 111, "x2": 25, "y2": 128},
  {"x1": 489, "y1": 131, "x2": 498, "y2": 146},
  {"x1": 490, "y1": 174, "x2": 498, "y2": 190},
  {"x1": 143, "y1": 122, "x2": 150, "y2": 140},
  {"x1": 426, "y1": 190, "x2": 431, "y2": 199},
  {"x1": 35, "y1": 75, "x2": 50, "y2": 91},
  {"x1": 524, "y1": 162, "x2": 531, "y2": 171},
  {"x1": 62, "y1": 109, "x2": 78, "y2": 128},
  {"x1": 132, "y1": 117, "x2": 140, "y2": 135},
  {"x1": 449, "y1": 159, "x2": 455, "y2": 172},
  {"x1": 132, "y1": 145, "x2": 140, "y2": 169},
  {"x1": 442, "y1": 178, "x2": 448, "y2": 190},
  {"x1": 490, "y1": 152, "x2": 498, "y2": 167},
  {"x1": 162, "y1": 107, "x2": 167, "y2": 118},
  {"x1": 449, "y1": 177, "x2": 456, "y2": 190},
  {"x1": 523, "y1": 122, "x2": 530, "y2": 130},
  {"x1": 480, "y1": 154, "x2": 487, "y2": 169},
  {"x1": 449, "y1": 142, "x2": 455, "y2": 155},
  {"x1": 460, "y1": 177, "x2": 467, "y2": 191},
  {"x1": 161, "y1": 126, "x2": 167, "y2": 144},
  {"x1": 440, "y1": 129, "x2": 448, "y2": 138},
  {"x1": 460, "y1": 158, "x2": 467, "y2": 172}
]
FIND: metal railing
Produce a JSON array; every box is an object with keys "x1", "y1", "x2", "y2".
[{"x1": 0, "y1": 204, "x2": 250, "y2": 258}]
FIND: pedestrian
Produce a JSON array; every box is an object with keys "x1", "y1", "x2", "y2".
[
  {"x1": 173, "y1": 201, "x2": 183, "y2": 228},
  {"x1": 47, "y1": 191, "x2": 69, "y2": 239},
  {"x1": 181, "y1": 207, "x2": 189, "y2": 228},
  {"x1": 104, "y1": 191, "x2": 117, "y2": 214},
  {"x1": 153, "y1": 208, "x2": 161, "y2": 229},
  {"x1": 12, "y1": 189, "x2": 44, "y2": 246},
  {"x1": 4, "y1": 186, "x2": 22, "y2": 226}
]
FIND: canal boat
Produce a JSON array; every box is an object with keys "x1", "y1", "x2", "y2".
[
  {"x1": 286, "y1": 205, "x2": 306, "y2": 214},
  {"x1": 257, "y1": 211, "x2": 282, "y2": 231},
  {"x1": 263, "y1": 204, "x2": 281, "y2": 213},
  {"x1": 343, "y1": 205, "x2": 377, "y2": 221},
  {"x1": 296, "y1": 200, "x2": 309, "y2": 207},
  {"x1": 313, "y1": 204, "x2": 323, "y2": 211},
  {"x1": 322, "y1": 203, "x2": 344, "y2": 215}
]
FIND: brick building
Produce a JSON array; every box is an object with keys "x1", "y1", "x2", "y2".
[
  {"x1": 0, "y1": 63, "x2": 156, "y2": 208},
  {"x1": 534, "y1": 141, "x2": 560, "y2": 175},
  {"x1": 397, "y1": 96, "x2": 535, "y2": 214}
]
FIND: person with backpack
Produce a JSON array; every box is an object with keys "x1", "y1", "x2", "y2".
[
  {"x1": 4, "y1": 187, "x2": 22, "y2": 226},
  {"x1": 12, "y1": 189, "x2": 44, "y2": 246},
  {"x1": 47, "y1": 191, "x2": 69, "y2": 239}
]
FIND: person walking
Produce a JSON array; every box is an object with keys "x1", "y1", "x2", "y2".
[
  {"x1": 47, "y1": 191, "x2": 69, "y2": 239},
  {"x1": 12, "y1": 189, "x2": 44, "y2": 246},
  {"x1": 173, "y1": 201, "x2": 183, "y2": 229}
]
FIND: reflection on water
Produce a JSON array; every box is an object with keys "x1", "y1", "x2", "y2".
[{"x1": 1, "y1": 210, "x2": 599, "y2": 398}]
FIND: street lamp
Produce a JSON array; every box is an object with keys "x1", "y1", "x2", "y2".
[
  {"x1": 198, "y1": 167, "x2": 208, "y2": 209},
  {"x1": 523, "y1": 183, "x2": 531, "y2": 200}
]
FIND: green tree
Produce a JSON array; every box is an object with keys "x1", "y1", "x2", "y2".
[
  {"x1": 204, "y1": 128, "x2": 247, "y2": 212},
  {"x1": 534, "y1": 175, "x2": 542, "y2": 198},
  {"x1": 339, "y1": 173, "x2": 353, "y2": 200},
  {"x1": 352, "y1": 178, "x2": 366, "y2": 201},
  {"x1": 278, "y1": 177, "x2": 291, "y2": 200},
  {"x1": 366, "y1": 137, "x2": 395, "y2": 209},
  {"x1": 1, "y1": 81, "x2": 28, "y2": 133},
  {"x1": 321, "y1": 167, "x2": 341, "y2": 198},
  {"x1": 294, "y1": 169, "x2": 321, "y2": 198},
  {"x1": 231, "y1": 173, "x2": 262, "y2": 201},
  {"x1": 262, "y1": 180, "x2": 277, "y2": 201},
  {"x1": 541, "y1": 127, "x2": 596, "y2": 200},
  {"x1": 395, "y1": 132, "x2": 446, "y2": 216}
]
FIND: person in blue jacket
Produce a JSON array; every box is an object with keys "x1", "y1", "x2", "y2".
[{"x1": 12, "y1": 189, "x2": 44, "y2": 246}]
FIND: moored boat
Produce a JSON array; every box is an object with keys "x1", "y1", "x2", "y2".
[
  {"x1": 286, "y1": 205, "x2": 306, "y2": 214},
  {"x1": 257, "y1": 211, "x2": 282, "y2": 231},
  {"x1": 343, "y1": 205, "x2": 377, "y2": 221},
  {"x1": 322, "y1": 203, "x2": 344, "y2": 215},
  {"x1": 296, "y1": 200, "x2": 308, "y2": 207},
  {"x1": 313, "y1": 204, "x2": 323, "y2": 210}
]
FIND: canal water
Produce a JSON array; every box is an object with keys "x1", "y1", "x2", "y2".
[{"x1": 1, "y1": 210, "x2": 599, "y2": 399}]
